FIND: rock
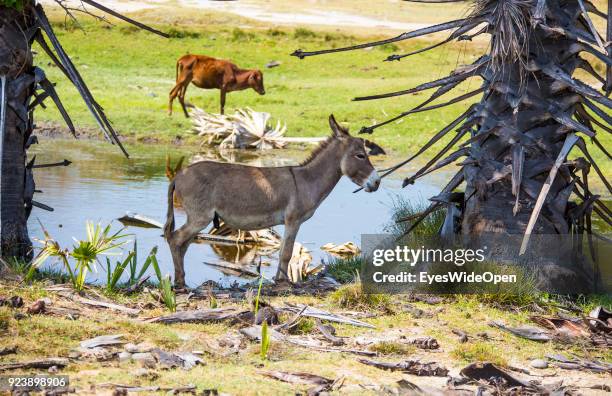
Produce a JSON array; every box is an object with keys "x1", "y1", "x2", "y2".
[
  {"x1": 530, "y1": 359, "x2": 548, "y2": 369},
  {"x1": 118, "y1": 351, "x2": 132, "y2": 363},
  {"x1": 134, "y1": 342, "x2": 155, "y2": 353},
  {"x1": 48, "y1": 365, "x2": 58, "y2": 374},
  {"x1": 265, "y1": 60, "x2": 281, "y2": 68},
  {"x1": 124, "y1": 343, "x2": 138, "y2": 353},
  {"x1": 132, "y1": 352, "x2": 156, "y2": 368},
  {"x1": 0, "y1": 296, "x2": 23, "y2": 308},
  {"x1": 132, "y1": 367, "x2": 158, "y2": 379},
  {"x1": 124, "y1": 342, "x2": 153, "y2": 353},
  {"x1": 27, "y1": 299, "x2": 46, "y2": 315},
  {"x1": 146, "y1": 92, "x2": 158, "y2": 98}
]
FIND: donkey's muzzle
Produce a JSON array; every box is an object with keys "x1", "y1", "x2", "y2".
[{"x1": 363, "y1": 170, "x2": 381, "y2": 192}]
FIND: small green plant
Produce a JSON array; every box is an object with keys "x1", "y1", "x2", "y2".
[
  {"x1": 3, "y1": 257, "x2": 31, "y2": 276},
  {"x1": 30, "y1": 222, "x2": 129, "y2": 292},
  {"x1": 159, "y1": 275, "x2": 176, "y2": 312},
  {"x1": 260, "y1": 321, "x2": 270, "y2": 360},
  {"x1": 105, "y1": 241, "x2": 159, "y2": 292},
  {"x1": 253, "y1": 275, "x2": 271, "y2": 359},
  {"x1": 0, "y1": 308, "x2": 11, "y2": 333},
  {"x1": 106, "y1": 252, "x2": 135, "y2": 292}
]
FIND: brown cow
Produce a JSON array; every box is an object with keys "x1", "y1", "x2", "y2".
[{"x1": 168, "y1": 54, "x2": 265, "y2": 117}]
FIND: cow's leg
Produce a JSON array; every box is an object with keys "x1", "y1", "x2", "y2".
[
  {"x1": 220, "y1": 88, "x2": 227, "y2": 115},
  {"x1": 178, "y1": 83, "x2": 191, "y2": 118},
  {"x1": 168, "y1": 215, "x2": 212, "y2": 288},
  {"x1": 168, "y1": 84, "x2": 182, "y2": 116},
  {"x1": 275, "y1": 220, "x2": 300, "y2": 282}
]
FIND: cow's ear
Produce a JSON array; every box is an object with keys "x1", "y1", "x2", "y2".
[{"x1": 329, "y1": 114, "x2": 349, "y2": 139}]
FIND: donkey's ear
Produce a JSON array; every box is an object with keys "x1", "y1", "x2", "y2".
[{"x1": 329, "y1": 114, "x2": 350, "y2": 139}]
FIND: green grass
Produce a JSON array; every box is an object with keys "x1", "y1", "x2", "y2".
[
  {"x1": 32, "y1": 11, "x2": 485, "y2": 160},
  {"x1": 451, "y1": 341, "x2": 508, "y2": 367},
  {"x1": 368, "y1": 340, "x2": 416, "y2": 356},
  {"x1": 328, "y1": 281, "x2": 393, "y2": 312}
]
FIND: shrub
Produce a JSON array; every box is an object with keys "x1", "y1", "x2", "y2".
[
  {"x1": 385, "y1": 196, "x2": 445, "y2": 238},
  {"x1": 167, "y1": 28, "x2": 201, "y2": 39},
  {"x1": 293, "y1": 27, "x2": 317, "y2": 39},
  {"x1": 325, "y1": 256, "x2": 363, "y2": 284},
  {"x1": 329, "y1": 281, "x2": 393, "y2": 312},
  {"x1": 266, "y1": 28, "x2": 286, "y2": 37},
  {"x1": 232, "y1": 28, "x2": 255, "y2": 41}
]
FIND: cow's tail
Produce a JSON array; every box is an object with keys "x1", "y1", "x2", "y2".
[{"x1": 164, "y1": 179, "x2": 176, "y2": 240}]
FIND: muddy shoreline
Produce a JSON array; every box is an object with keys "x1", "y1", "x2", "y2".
[{"x1": 34, "y1": 121, "x2": 190, "y2": 146}]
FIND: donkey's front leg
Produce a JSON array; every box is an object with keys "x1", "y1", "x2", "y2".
[{"x1": 275, "y1": 221, "x2": 300, "y2": 282}]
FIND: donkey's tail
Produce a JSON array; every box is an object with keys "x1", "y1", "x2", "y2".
[{"x1": 164, "y1": 179, "x2": 176, "y2": 240}]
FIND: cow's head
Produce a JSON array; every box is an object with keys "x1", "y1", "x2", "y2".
[{"x1": 249, "y1": 70, "x2": 265, "y2": 95}]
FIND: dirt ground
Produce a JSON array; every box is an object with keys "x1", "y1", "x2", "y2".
[{"x1": 0, "y1": 277, "x2": 610, "y2": 395}]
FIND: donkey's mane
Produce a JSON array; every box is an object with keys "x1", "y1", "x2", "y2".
[{"x1": 299, "y1": 135, "x2": 336, "y2": 166}]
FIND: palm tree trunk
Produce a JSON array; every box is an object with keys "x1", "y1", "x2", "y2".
[
  {"x1": 0, "y1": 4, "x2": 36, "y2": 260},
  {"x1": 462, "y1": 2, "x2": 583, "y2": 238}
]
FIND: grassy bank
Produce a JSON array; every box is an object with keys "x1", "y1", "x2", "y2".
[
  {"x1": 0, "y1": 279, "x2": 609, "y2": 395},
  {"x1": 34, "y1": 8, "x2": 610, "y2": 173}
]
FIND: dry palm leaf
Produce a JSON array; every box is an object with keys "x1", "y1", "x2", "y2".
[
  {"x1": 320, "y1": 241, "x2": 360, "y2": 257},
  {"x1": 192, "y1": 107, "x2": 324, "y2": 150},
  {"x1": 288, "y1": 243, "x2": 322, "y2": 282}
]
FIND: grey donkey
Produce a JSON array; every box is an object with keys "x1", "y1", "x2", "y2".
[{"x1": 164, "y1": 115, "x2": 381, "y2": 287}]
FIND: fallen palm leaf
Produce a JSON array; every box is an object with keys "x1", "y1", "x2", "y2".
[
  {"x1": 460, "y1": 362, "x2": 529, "y2": 387},
  {"x1": 192, "y1": 107, "x2": 324, "y2": 150},
  {"x1": 489, "y1": 320, "x2": 552, "y2": 342},
  {"x1": 259, "y1": 370, "x2": 332, "y2": 386},
  {"x1": 0, "y1": 358, "x2": 69, "y2": 372},
  {"x1": 203, "y1": 260, "x2": 260, "y2": 277},
  {"x1": 320, "y1": 241, "x2": 360, "y2": 257},
  {"x1": 146, "y1": 307, "x2": 252, "y2": 324},
  {"x1": 358, "y1": 358, "x2": 449, "y2": 377},
  {"x1": 547, "y1": 353, "x2": 612, "y2": 373},
  {"x1": 80, "y1": 334, "x2": 125, "y2": 349},
  {"x1": 315, "y1": 320, "x2": 344, "y2": 346},
  {"x1": 282, "y1": 304, "x2": 375, "y2": 328},
  {"x1": 529, "y1": 315, "x2": 590, "y2": 339}
]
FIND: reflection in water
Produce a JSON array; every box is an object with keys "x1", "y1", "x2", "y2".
[{"x1": 28, "y1": 138, "x2": 442, "y2": 287}]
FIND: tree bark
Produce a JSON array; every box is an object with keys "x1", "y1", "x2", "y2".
[
  {"x1": 462, "y1": 1, "x2": 581, "y2": 238},
  {"x1": 0, "y1": 4, "x2": 36, "y2": 260}
]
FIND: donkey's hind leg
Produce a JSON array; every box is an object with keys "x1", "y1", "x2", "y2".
[{"x1": 168, "y1": 215, "x2": 212, "y2": 288}]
